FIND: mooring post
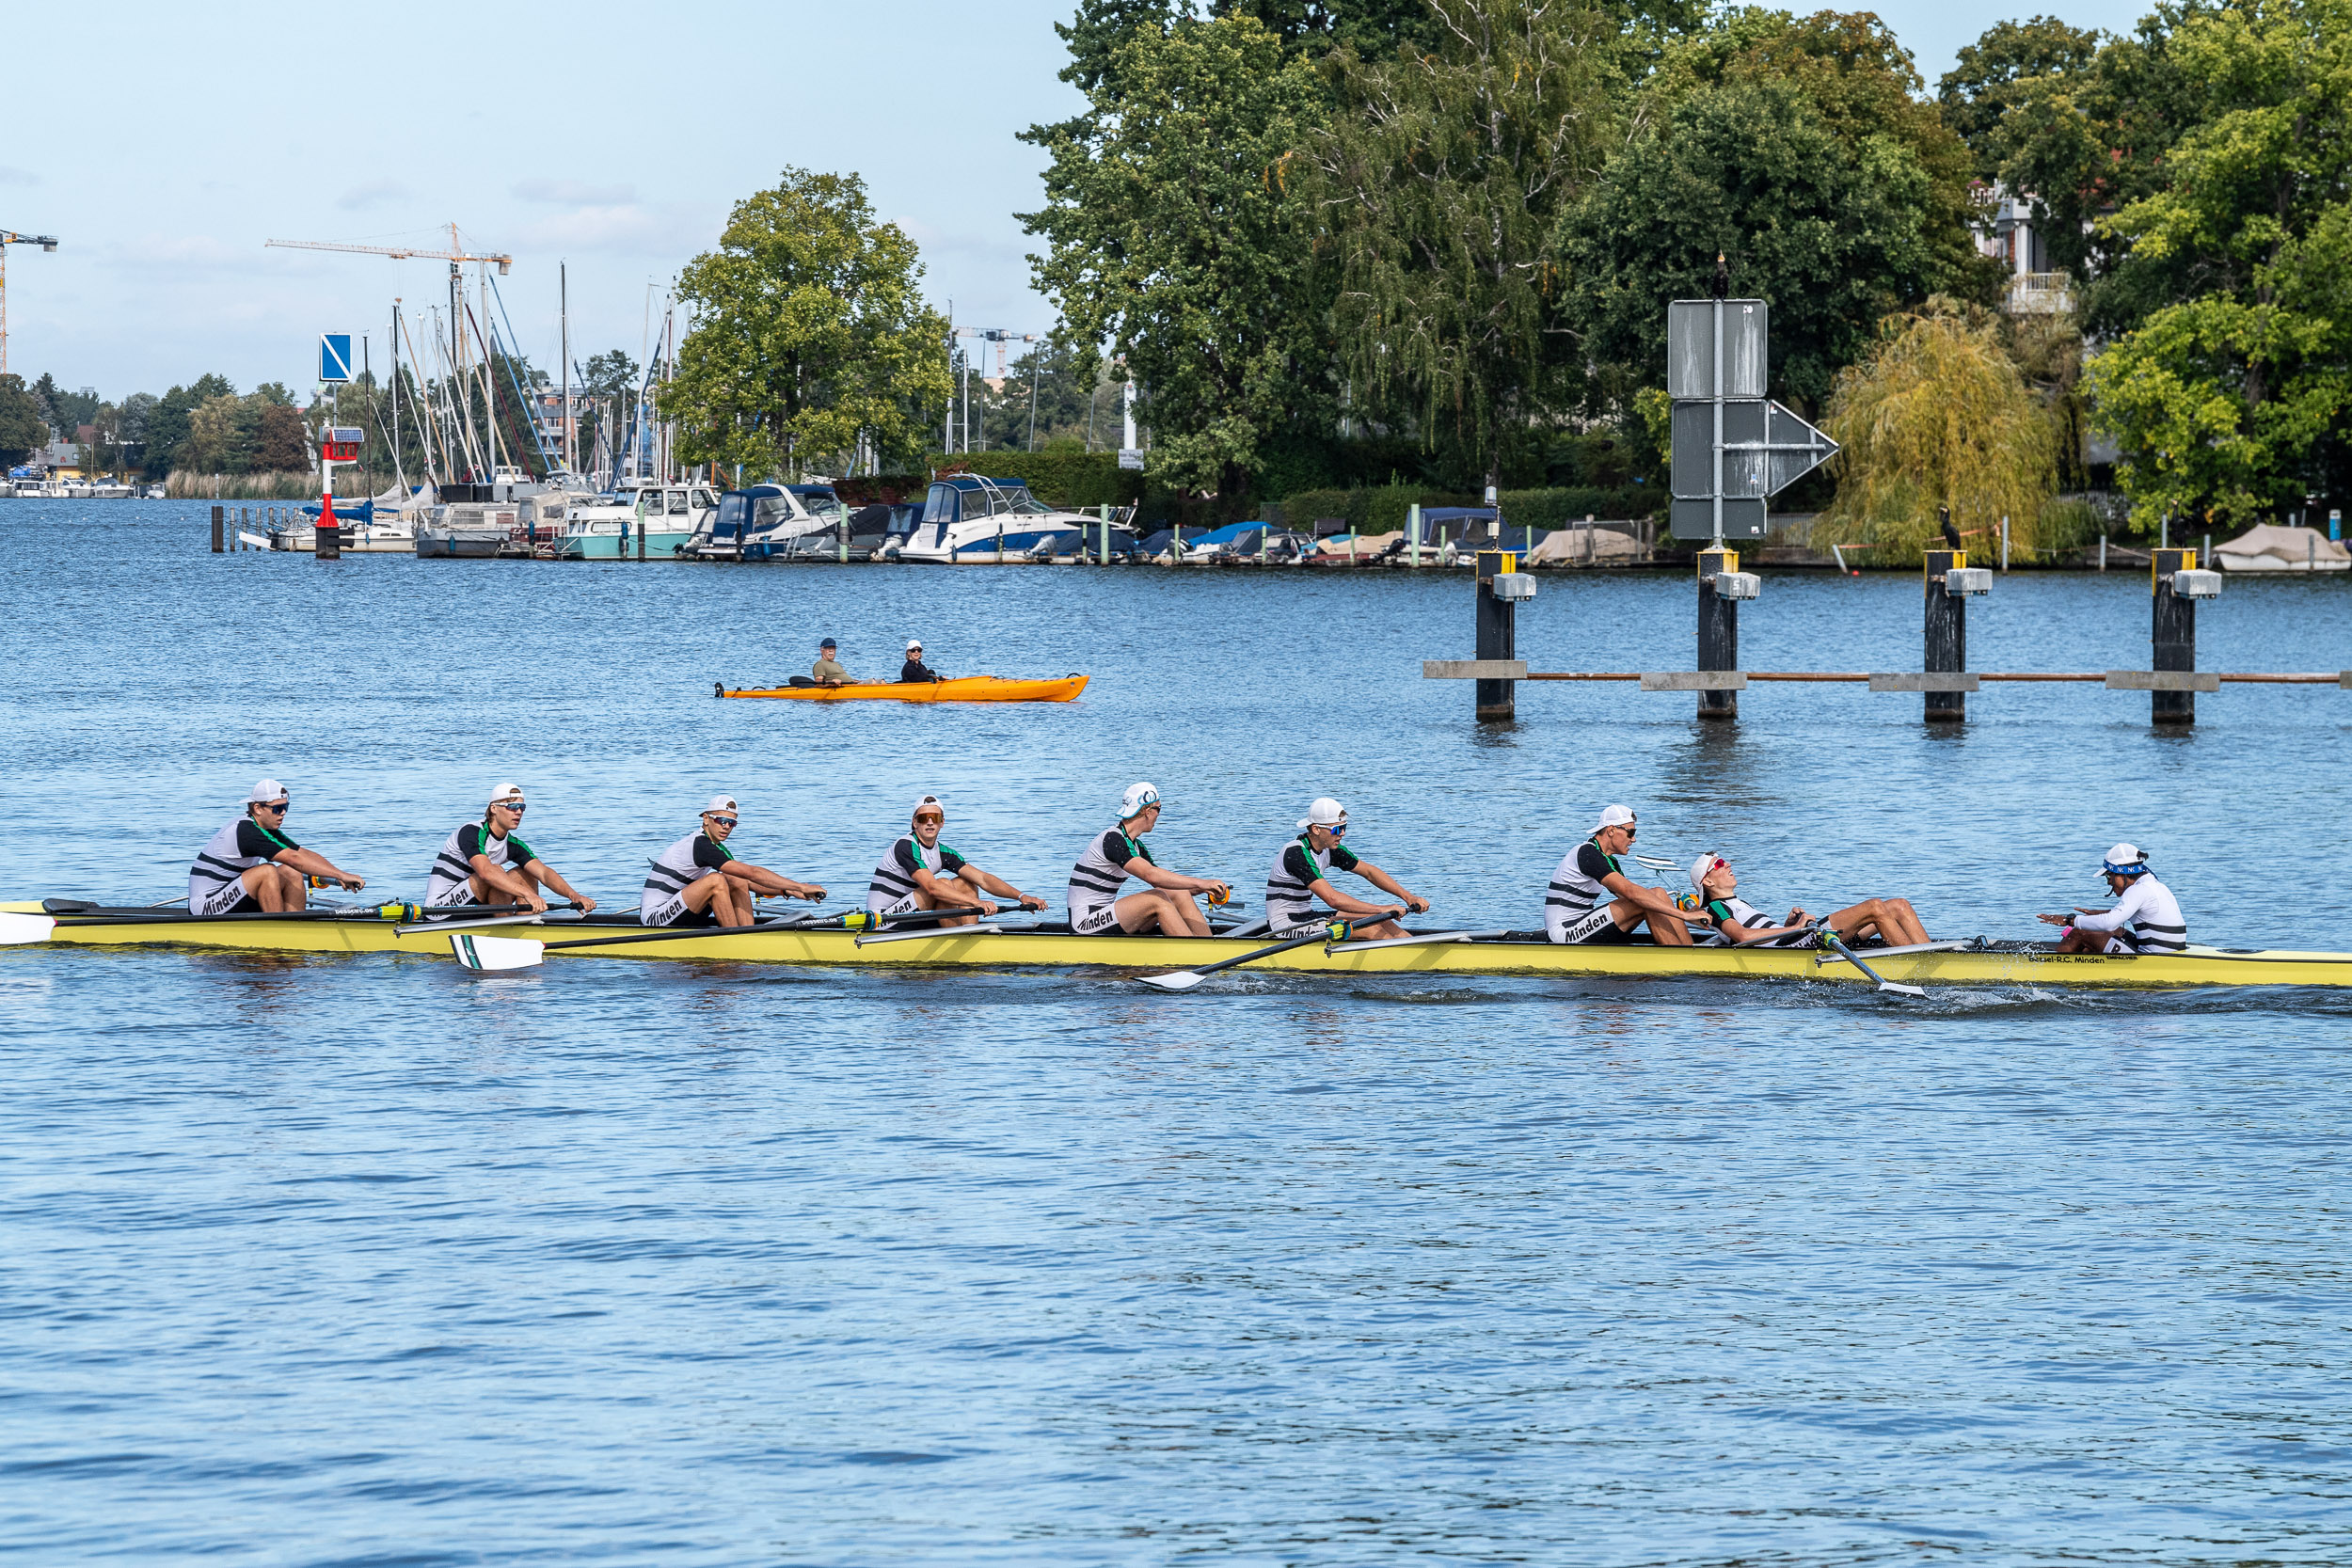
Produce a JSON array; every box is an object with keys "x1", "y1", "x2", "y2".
[
  {"x1": 1923, "y1": 547, "x2": 1966, "y2": 722},
  {"x1": 1697, "y1": 546, "x2": 1740, "y2": 721},
  {"x1": 2152, "y1": 546, "x2": 2200, "y2": 726},
  {"x1": 211, "y1": 504, "x2": 223, "y2": 553},
  {"x1": 637, "y1": 519, "x2": 647, "y2": 561},
  {"x1": 1473, "y1": 550, "x2": 1530, "y2": 721}
]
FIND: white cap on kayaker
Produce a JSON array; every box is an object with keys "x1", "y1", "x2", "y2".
[
  {"x1": 246, "y1": 778, "x2": 287, "y2": 803},
  {"x1": 1298, "y1": 797, "x2": 1347, "y2": 831},
  {"x1": 1119, "y1": 782, "x2": 1161, "y2": 819},
  {"x1": 2103, "y1": 843, "x2": 2148, "y2": 876},
  {"x1": 906, "y1": 639, "x2": 923, "y2": 651},
  {"x1": 706, "y1": 794, "x2": 738, "y2": 816},
  {"x1": 489, "y1": 781, "x2": 525, "y2": 805},
  {"x1": 1689, "y1": 853, "x2": 1727, "y2": 892},
  {"x1": 913, "y1": 794, "x2": 945, "y2": 820},
  {"x1": 1595, "y1": 803, "x2": 1635, "y2": 832}
]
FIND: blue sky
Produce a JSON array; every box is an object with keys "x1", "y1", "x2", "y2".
[{"x1": 7, "y1": 0, "x2": 2156, "y2": 402}]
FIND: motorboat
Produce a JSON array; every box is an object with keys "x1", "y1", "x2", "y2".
[
  {"x1": 542, "y1": 489, "x2": 700, "y2": 560},
  {"x1": 892, "y1": 475, "x2": 1089, "y2": 563}
]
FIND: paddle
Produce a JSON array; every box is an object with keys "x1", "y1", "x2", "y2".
[
  {"x1": 0, "y1": 911, "x2": 57, "y2": 944},
  {"x1": 1809, "y1": 921, "x2": 1927, "y2": 998},
  {"x1": 1135, "y1": 912, "x2": 1394, "y2": 992}
]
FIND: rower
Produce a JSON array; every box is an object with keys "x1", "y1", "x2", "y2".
[
  {"x1": 812, "y1": 638, "x2": 850, "y2": 687},
  {"x1": 1263, "y1": 797, "x2": 1428, "y2": 940},
  {"x1": 866, "y1": 794, "x2": 1047, "y2": 927},
  {"x1": 641, "y1": 794, "x2": 825, "y2": 927},
  {"x1": 2040, "y1": 843, "x2": 2186, "y2": 954},
  {"x1": 1066, "y1": 782, "x2": 1232, "y2": 936},
  {"x1": 1685, "y1": 853, "x2": 1929, "y2": 947},
  {"x1": 424, "y1": 783, "x2": 596, "y2": 914},
  {"x1": 898, "y1": 640, "x2": 940, "y2": 683},
  {"x1": 1544, "y1": 805, "x2": 1704, "y2": 944},
  {"x1": 186, "y1": 779, "x2": 367, "y2": 916}
]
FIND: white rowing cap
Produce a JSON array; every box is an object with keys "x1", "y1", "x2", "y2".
[
  {"x1": 912, "y1": 794, "x2": 945, "y2": 820},
  {"x1": 488, "y1": 782, "x2": 525, "y2": 806},
  {"x1": 1119, "y1": 782, "x2": 1161, "y2": 819},
  {"x1": 246, "y1": 778, "x2": 287, "y2": 803},
  {"x1": 706, "y1": 794, "x2": 739, "y2": 816},
  {"x1": 906, "y1": 639, "x2": 923, "y2": 652},
  {"x1": 2103, "y1": 843, "x2": 2149, "y2": 876},
  {"x1": 1595, "y1": 804, "x2": 1635, "y2": 832},
  {"x1": 1298, "y1": 797, "x2": 1347, "y2": 831}
]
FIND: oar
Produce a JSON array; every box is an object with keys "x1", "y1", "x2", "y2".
[
  {"x1": 0, "y1": 911, "x2": 57, "y2": 944},
  {"x1": 448, "y1": 915, "x2": 802, "y2": 972},
  {"x1": 1135, "y1": 913, "x2": 1384, "y2": 992},
  {"x1": 1809, "y1": 922, "x2": 1926, "y2": 998},
  {"x1": 1330, "y1": 927, "x2": 1508, "y2": 953}
]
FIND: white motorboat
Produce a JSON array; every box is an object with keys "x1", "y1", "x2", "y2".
[{"x1": 891, "y1": 475, "x2": 1089, "y2": 563}]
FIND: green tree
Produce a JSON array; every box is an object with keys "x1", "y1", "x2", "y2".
[
  {"x1": 1821, "y1": 298, "x2": 2059, "y2": 557},
  {"x1": 0, "y1": 373, "x2": 45, "y2": 463},
  {"x1": 256, "y1": 403, "x2": 311, "y2": 471},
  {"x1": 1313, "y1": 0, "x2": 1622, "y2": 490},
  {"x1": 143, "y1": 373, "x2": 234, "y2": 476},
  {"x1": 2085, "y1": 0, "x2": 2352, "y2": 527},
  {"x1": 1022, "y1": 12, "x2": 1327, "y2": 515},
  {"x1": 667, "y1": 167, "x2": 949, "y2": 477},
  {"x1": 1936, "y1": 15, "x2": 2106, "y2": 182}
]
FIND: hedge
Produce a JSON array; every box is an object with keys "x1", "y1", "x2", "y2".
[{"x1": 829, "y1": 452, "x2": 1146, "y2": 512}]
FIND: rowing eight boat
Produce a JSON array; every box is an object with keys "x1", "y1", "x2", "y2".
[
  {"x1": 720, "y1": 675, "x2": 1089, "y2": 703},
  {"x1": 8, "y1": 903, "x2": 2348, "y2": 987}
]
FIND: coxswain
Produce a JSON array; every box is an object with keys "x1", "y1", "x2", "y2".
[
  {"x1": 1263, "y1": 798, "x2": 1429, "y2": 940},
  {"x1": 812, "y1": 638, "x2": 850, "y2": 686},
  {"x1": 1684, "y1": 853, "x2": 1929, "y2": 947},
  {"x1": 1066, "y1": 783, "x2": 1232, "y2": 936},
  {"x1": 641, "y1": 794, "x2": 825, "y2": 927},
  {"x1": 898, "y1": 640, "x2": 940, "y2": 683},
  {"x1": 1543, "y1": 805, "x2": 1704, "y2": 944},
  {"x1": 186, "y1": 779, "x2": 366, "y2": 916},
  {"x1": 2039, "y1": 844, "x2": 2186, "y2": 954},
  {"x1": 424, "y1": 783, "x2": 596, "y2": 914},
  {"x1": 866, "y1": 794, "x2": 1047, "y2": 927}
]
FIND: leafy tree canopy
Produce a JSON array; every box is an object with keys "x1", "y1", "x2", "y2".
[
  {"x1": 666, "y1": 167, "x2": 950, "y2": 478},
  {"x1": 1935, "y1": 14, "x2": 2105, "y2": 180},
  {"x1": 0, "y1": 374, "x2": 46, "y2": 462},
  {"x1": 1021, "y1": 11, "x2": 1329, "y2": 515}
]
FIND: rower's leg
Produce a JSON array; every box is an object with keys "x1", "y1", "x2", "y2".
[
  {"x1": 245, "y1": 864, "x2": 294, "y2": 911},
  {"x1": 679, "y1": 876, "x2": 737, "y2": 925},
  {"x1": 926, "y1": 882, "x2": 978, "y2": 928},
  {"x1": 1881, "y1": 898, "x2": 1928, "y2": 945},
  {"x1": 1625, "y1": 898, "x2": 1693, "y2": 944}
]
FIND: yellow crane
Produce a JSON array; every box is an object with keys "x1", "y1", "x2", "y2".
[{"x1": 0, "y1": 228, "x2": 60, "y2": 376}]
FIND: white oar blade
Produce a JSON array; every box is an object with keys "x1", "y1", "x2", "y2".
[
  {"x1": 1134, "y1": 971, "x2": 1206, "y2": 992},
  {"x1": 1878, "y1": 981, "x2": 1929, "y2": 999},
  {"x1": 0, "y1": 911, "x2": 56, "y2": 944},
  {"x1": 449, "y1": 933, "x2": 545, "y2": 972}
]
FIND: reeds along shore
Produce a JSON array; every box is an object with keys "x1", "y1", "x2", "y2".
[{"x1": 163, "y1": 470, "x2": 336, "y2": 501}]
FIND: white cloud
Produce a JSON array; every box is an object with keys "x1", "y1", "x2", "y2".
[
  {"x1": 512, "y1": 178, "x2": 638, "y2": 206},
  {"x1": 337, "y1": 179, "x2": 411, "y2": 211},
  {"x1": 0, "y1": 166, "x2": 37, "y2": 186}
]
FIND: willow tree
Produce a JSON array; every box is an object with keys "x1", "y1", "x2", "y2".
[
  {"x1": 1822, "y1": 300, "x2": 2058, "y2": 557},
  {"x1": 1311, "y1": 0, "x2": 1620, "y2": 490},
  {"x1": 666, "y1": 168, "x2": 950, "y2": 479}
]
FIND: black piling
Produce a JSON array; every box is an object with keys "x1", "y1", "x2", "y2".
[
  {"x1": 316, "y1": 509, "x2": 341, "y2": 560},
  {"x1": 1697, "y1": 546, "x2": 1739, "y2": 721},
  {"x1": 1474, "y1": 549, "x2": 1518, "y2": 722},
  {"x1": 211, "y1": 504, "x2": 223, "y2": 553},
  {"x1": 2152, "y1": 546, "x2": 2198, "y2": 726},
  {"x1": 1923, "y1": 547, "x2": 1966, "y2": 722}
]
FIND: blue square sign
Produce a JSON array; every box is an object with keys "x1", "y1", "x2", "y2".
[{"x1": 320, "y1": 333, "x2": 353, "y2": 383}]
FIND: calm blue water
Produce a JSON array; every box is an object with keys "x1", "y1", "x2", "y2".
[{"x1": 3, "y1": 500, "x2": 2349, "y2": 1564}]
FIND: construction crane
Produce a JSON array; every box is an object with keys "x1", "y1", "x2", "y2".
[
  {"x1": 0, "y1": 228, "x2": 59, "y2": 376},
  {"x1": 263, "y1": 224, "x2": 512, "y2": 275}
]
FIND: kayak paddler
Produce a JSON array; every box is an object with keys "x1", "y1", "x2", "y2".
[
  {"x1": 641, "y1": 794, "x2": 825, "y2": 927},
  {"x1": 186, "y1": 778, "x2": 367, "y2": 916},
  {"x1": 812, "y1": 638, "x2": 850, "y2": 687},
  {"x1": 424, "y1": 782, "x2": 596, "y2": 914},
  {"x1": 898, "y1": 640, "x2": 941, "y2": 683},
  {"x1": 1066, "y1": 782, "x2": 1232, "y2": 936},
  {"x1": 1263, "y1": 797, "x2": 1428, "y2": 940},
  {"x1": 1544, "y1": 805, "x2": 1705, "y2": 945},
  {"x1": 1683, "y1": 853, "x2": 1929, "y2": 947},
  {"x1": 866, "y1": 794, "x2": 1047, "y2": 927},
  {"x1": 2040, "y1": 843, "x2": 2186, "y2": 954}
]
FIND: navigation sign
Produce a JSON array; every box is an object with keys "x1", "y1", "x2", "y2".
[
  {"x1": 1666, "y1": 297, "x2": 1838, "y2": 541},
  {"x1": 1117, "y1": 448, "x2": 1143, "y2": 471},
  {"x1": 319, "y1": 333, "x2": 353, "y2": 384}
]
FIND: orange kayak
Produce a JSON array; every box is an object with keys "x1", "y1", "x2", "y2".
[{"x1": 720, "y1": 674, "x2": 1089, "y2": 704}]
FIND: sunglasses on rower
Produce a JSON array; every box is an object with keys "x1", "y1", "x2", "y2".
[
  {"x1": 706, "y1": 815, "x2": 738, "y2": 828},
  {"x1": 258, "y1": 800, "x2": 290, "y2": 815},
  {"x1": 493, "y1": 800, "x2": 526, "y2": 813}
]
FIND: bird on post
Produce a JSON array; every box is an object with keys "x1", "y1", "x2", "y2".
[
  {"x1": 1940, "y1": 508, "x2": 1962, "y2": 551},
  {"x1": 1711, "y1": 250, "x2": 1730, "y2": 300}
]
